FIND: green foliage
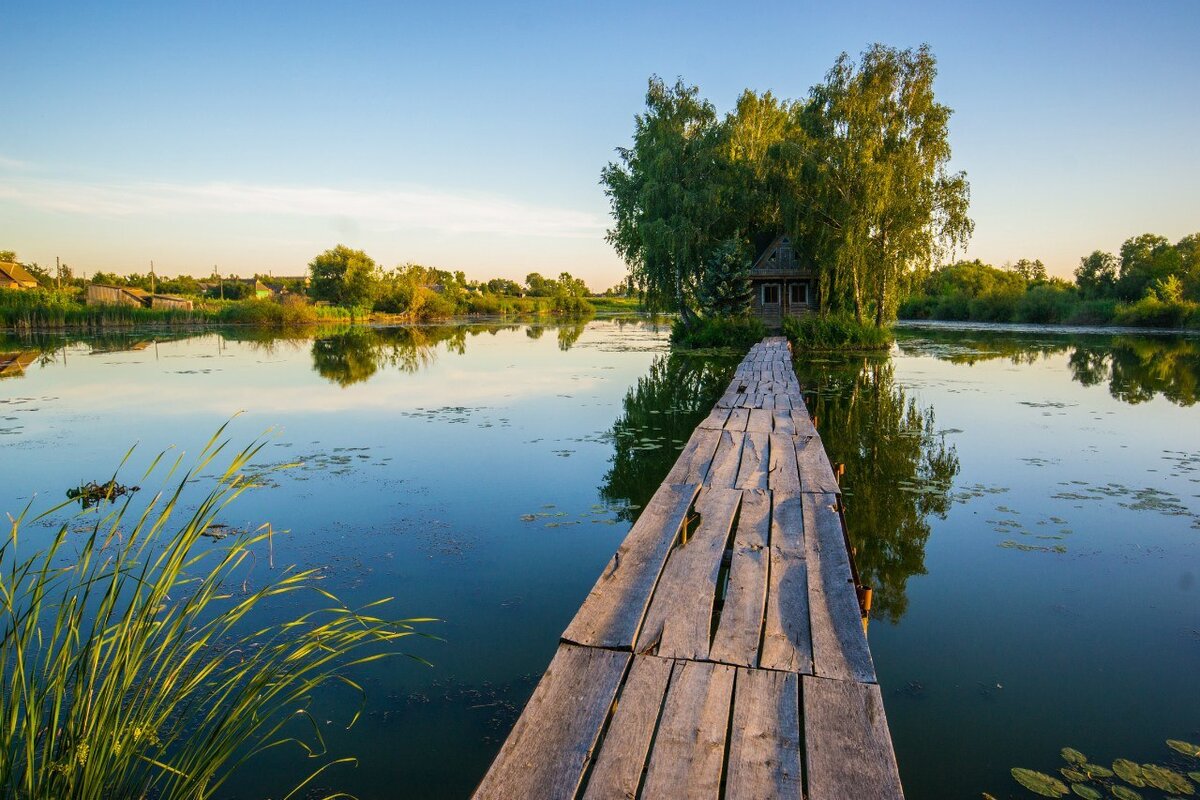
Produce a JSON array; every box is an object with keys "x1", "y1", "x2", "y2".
[
  {"x1": 308, "y1": 245, "x2": 379, "y2": 307},
  {"x1": 1016, "y1": 284, "x2": 1076, "y2": 324},
  {"x1": 0, "y1": 431, "x2": 429, "y2": 799},
  {"x1": 603, "y1": 46, "x2": 972, "y2": 329},
  {"x1": 1075, "y1": 250, "x2": 1118, "y2": 298},
  {"x1": 548, "y1": 271, "x2": 594, "y2": 315},
  {"x1": 782, "y1": 313, "x2": 893, "y2": 351},
  {"x1": 900, "y1": 237, "x2": 1200, "y2": 329},
  {"x1": 214, "y1": 296, "x2": 353, "y2": 327},
  {"x1": 1112, "y1": 295, "x2": 1196, "y2": 328},
  {"x1": 783, "y1": 43, "x2": 973, "y2": 326},
  {"x1": 669, "y1": 316, "x2": 766, "y2": 350},
  {"x1": 1117, "y1": 233, "x2": 1181, "y2": 301},
  {"x1": 602, "y1": 76, "x2": 727, "y2": 322},
  {"x1": 697, "y1": 239, "x2": 753, "y2": 317}
]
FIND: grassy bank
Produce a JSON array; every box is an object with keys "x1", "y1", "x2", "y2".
[
  {"x1": 670, "y1": 317, "x2": 767, "y2": 350},
  {"x1": 900, "y1": 290, "x2": 1200, "y2": 329},
  {"x1": 2, "y1": 288, "x2": 597, "y2": 331}
]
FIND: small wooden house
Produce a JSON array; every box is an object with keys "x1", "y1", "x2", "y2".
[
  {"x1": 87, "y1": 284, "x2": 150, "y2": 307},
  {"x1": 0, "y1": 262, "x2": 39, "y2": 290},
  {"x1": 150, "y1": 294, "x2": 194, "y2": 311},
  {"x1": 749, "y1": 234, "x2": 817, "y2": 325}
]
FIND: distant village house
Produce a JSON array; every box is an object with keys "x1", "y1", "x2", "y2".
[
  {"x1": 749, "y1": 233, "x2": 817, "y2": 324},
  {"x1": 86, "y1": 284, "x2": 193, "y2": 311},
  {"x1": 0, "y1": 261, "x2": 39, "y2": 290}
]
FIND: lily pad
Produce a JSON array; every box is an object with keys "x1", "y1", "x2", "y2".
[
  {"x1": 1110, "y1": 787, "x2": 1142, "y2": 800},
  {"x1": 1168, "y1": 741, "x2": 1200, "y2": 759},
  {"x1": 1190, "y1": 773, "x2": 1200, "y2": 784},
  {"x1": 1012, "y1": 768, "x2": 1070, "y2": 797},
  {"x1": 1140, "y1": 764, "x2": 1193, "y2": 794},
  {"x1": 1062, "y1": 768, "x2": 1089, "y2": 782},
  {"x1": 1113, "y1": 760, "x2": 1146, "y2": 787},
  {"x1": 1062, "y1": 748, "x2": 1088, "y2": 765},
  {"x1": 1072, "y1": 785, "x2": 1102, "y2": 800},
  {"x1": 1083, "y1": 764, "x2": 1115, "y2": 779}
]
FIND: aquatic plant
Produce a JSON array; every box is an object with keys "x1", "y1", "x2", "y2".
[
  {"x1": 65, "y1": 480, "x2": 140, "y2": 509},
  {"x1": 0, "y1": 426, "x2": 432, "y2": 799},
  {"x1": 995, "y1": 739, "x2": 1199, "y2": 798}
]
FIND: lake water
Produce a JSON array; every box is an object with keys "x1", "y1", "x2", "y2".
[{"x1": 2, "y1": 319, "x2": 1198, "y2": 798}]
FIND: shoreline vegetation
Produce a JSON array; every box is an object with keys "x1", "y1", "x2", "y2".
[
  {"x1": 1, "y1": 242, "x2": 647, "y2": 332},
  {"x1": 0, "y1": 431, "x2": 430, "y2": 798}
]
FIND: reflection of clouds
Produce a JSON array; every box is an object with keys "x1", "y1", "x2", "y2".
[
  {"x1": 41, "y1": 363, "x2": 606, "y2": 417},
  {"x1": 0, "y1": 175, "x2": 605, "y2": 239}
]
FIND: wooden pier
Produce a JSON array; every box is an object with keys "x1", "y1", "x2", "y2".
[{"x1": 474, "y1": 337, "x2": 903, "y2": 799}]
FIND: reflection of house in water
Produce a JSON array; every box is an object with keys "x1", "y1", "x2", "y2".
[
  {"x1": 749, "y1": 233, "x2": 818, "y2": 326},
  {"x1": 0, "y1": 261, "x2": 39, "y2": 290},
  {"x1": 86, "y1": 284, "x2": 194, "y2": 310},
  {"x1": 0, "y1": 351, "x2": 37, "y2": 378}
]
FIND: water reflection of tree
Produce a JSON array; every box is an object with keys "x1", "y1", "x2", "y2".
[
  {"x1": 796, "y1": 356, "x2": 960, "y2": 623},
  {"x1": 600, "y1": 353, "x2": 739, "y2": 522},
  {"x1": 899, "y1": 329, "x2": 1200, "y2": 407}
]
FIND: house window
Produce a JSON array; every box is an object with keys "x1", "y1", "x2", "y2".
[
  {"x1": 789, "y1": 282, "x2": 809, "y2": 305},
  {"x1": 762, "y1": 284, "x2": 780, "y2": 304}
]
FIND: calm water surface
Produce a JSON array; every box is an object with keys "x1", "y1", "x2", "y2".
[{"x1": 1, "y1": 320, "x2": 1197, "y2": 798}]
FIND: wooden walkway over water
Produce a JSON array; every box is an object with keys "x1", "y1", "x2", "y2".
[{"x1": 474, "y1": 337, "x2": 903, "y2": 799}]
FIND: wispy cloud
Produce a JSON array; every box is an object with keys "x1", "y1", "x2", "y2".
[
  {"x1": 0, "y1": 175, "x2": 606, "y2": 239},
  {"x1": 0, "y1": 155, "x2": 33, "y2": 170}
]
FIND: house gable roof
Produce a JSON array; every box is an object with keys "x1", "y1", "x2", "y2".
[{"x1": 0, "y1": 261, "x2": 39, "y2": 286}]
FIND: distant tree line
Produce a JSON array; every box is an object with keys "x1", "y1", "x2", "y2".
[
  {"x1": 900, "y1": 231, "x2": 1200, "y2": 328},
  {"x1": 304, "y1": 244, "x2": 594, "y2": 318},
  {"x1": 603, "y1": 43, "x2": 972, "y2": 329},
  {"x1": 1, "y1": 244, "x2": 596, "y2": 322}
]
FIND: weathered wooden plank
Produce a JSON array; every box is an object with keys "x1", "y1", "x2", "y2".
[
  {"x1": 789, "y1": 408, "x2": 819, "y2": 438},
  {"x1": 698, "y1": 404, "x2": 732, "y2": 430},
  {"x1": 705, "y1": 430, "x2": 744, "y2": 488},
  {"x1": 563, "y1": 482, "x2": 700, "y2": 648},
  {"x1": 768, "y1": 432, "x2": 802, "y2": 494},
  {"x1": 772, "y1": 410, "x2": 796, "y2": 437},
  {"x1": 803, "y1": 676, "x2": 903, "y2": 799},
  {"x1": 640, "y1": 660, "x2": 736, "y2": 800},
  {"x1": 725, "y1": 668, "x2": 803, "y2": 800},
  {"x1": 735, "y1": 431, "x2": 770, "y2": 490},
  {"x1": 759, "y1": 493, "x2": 811, "y2": 673},
  {"x1": 725, "y1": 407, "x2": 751, "y2": 432},
  {"x1": 636, "y1": 488, "x2": 741, "y2": 659},
  {"x1": 709, "y1": 489, "x2": 770, "y2": 667},
  {"x1": 759, "y1": 546, "x2": 813, "y2": 674},
  {"x1": 796, "y1": 435, "x2": 839, "y2": 494},
  {"x1": 472, "y1": 644, "x2": 630, "y2": 800},
  {"x1": 746, "y1": 408, "x2": 773, "y2": 433},
  {"x1": 769, "y1": 491, "x2": 805, "y2": 551},
  {"x1": 805, "y1": 492, "x2": 876, "y2": 684},
  {"x1": 581, "y1": 655, "x2": 674, "y2": 800},
  {"x1": 665, "y1": 428, "x2": 722, "y2": 485}
]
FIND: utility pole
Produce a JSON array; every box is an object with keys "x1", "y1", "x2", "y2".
[
  {"x1": 150, "y1": 260, "x2": 156, "y2": 295},
  {"x1": 56, "y1": 256, "x2": 61, "y2": 290}
]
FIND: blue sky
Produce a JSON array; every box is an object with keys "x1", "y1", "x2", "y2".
[{"x1": 2, "y1": 0, "x2": 1197, "y2": 286}]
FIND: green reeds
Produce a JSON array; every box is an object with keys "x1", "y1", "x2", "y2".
[{"x1": 0, "y1": 425, "x2": 432, "y2": 799}]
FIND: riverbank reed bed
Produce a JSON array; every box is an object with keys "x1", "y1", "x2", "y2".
[
  {"x1": 0, "y1": 288, "x2": 210, "y2": 331},
  {"x1": 782, "y1": 314, "x2": 893, "y2": 351},
  {"x1": 0, "y1": 426, "x2": 431, "y2": 800}
]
